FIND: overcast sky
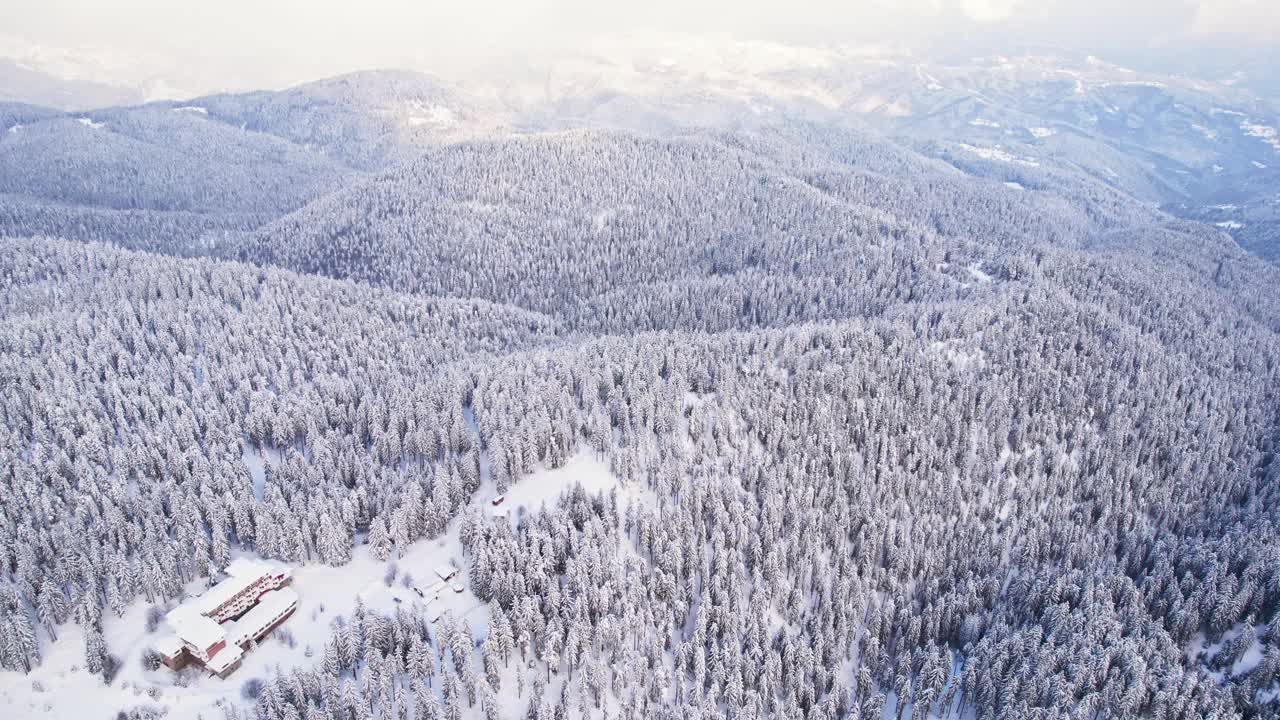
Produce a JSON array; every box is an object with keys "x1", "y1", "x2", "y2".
[{"x1": 2, "y1": 0, "x2": 1278, "y2": 92}]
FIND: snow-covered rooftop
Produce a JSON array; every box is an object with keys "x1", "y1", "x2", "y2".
[
  {"x1": 166, "y1": 607, "x2": 225, "y2": 653},
  {"x1": 433, "y1": 564, "x2": 459, "y2": 581},
  {"x1": 228, "y1": 588, "x2": 298, "y2": 647},
  {"x1": 154, "y1": 633, "x2": 185, "y2": 657},
  {"x1": 204, "y1": 643, "x2": 244, "y2": 674},
  {"x1": 184, "y1": 558, "x2": 289, "y2": 617}
]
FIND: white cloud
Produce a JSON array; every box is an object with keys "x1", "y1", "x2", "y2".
[
  {"x1": 1191, "y1": 0, "x2": 1280, "y2": 37},
  {"x1": 959, "y1": 0, "x2": 1023, "y2": 23},
  {"x1": 0, "y1": 0, "x2": 1273, "y2": 94}
]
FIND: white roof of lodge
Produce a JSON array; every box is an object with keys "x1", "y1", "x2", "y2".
[
  {"x1": 166, "y1": 558, "x2": 290, "y2": 623},
  {"x1": 166, "y1": 607, "x2": 225, "y2": 652},
  {"x1": 434, "y1": 564, "x2": 460, "y2": 581},
  {"x1": 227, "y1": 588, "x2": 298, "y2": 647},
  {"x1": 198, "y1": 558, "x2": 290, "y2": 615},
  {"x1": 154, "y1": 633, "x2": 185, "y2": 657},
  {"x1": 204, "y1": 642, "x2": 244, "y2": 674}
]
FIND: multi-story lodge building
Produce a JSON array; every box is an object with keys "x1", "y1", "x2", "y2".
[{"x1": 155, "y1": 558, "x2": 295, "y2": 678}]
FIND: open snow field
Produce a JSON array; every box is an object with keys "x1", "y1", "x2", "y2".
[{"x1": 1, "y1": 449, "x2": 625, "y2": 720}]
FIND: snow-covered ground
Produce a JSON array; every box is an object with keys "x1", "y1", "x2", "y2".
[
  {"x1": 1186, "y1": 624, "x2": 1266, "y2": 680},
  {"x1": 1191, "y1": 123, "x2": 1219, "y2": 142},
  {"x1": 495, "y1": 452, "x2": 644, "y2": 517},
  {"x1": 241, "y1": 445, "x2": 273, "y2": 501},
  {"x1": 399, "y1": 100, "x2": 457, "y2": 127},
  {"x1": 957, "y1": 143, "x2": 1040, "y2": 167},
  {"x1": 967, "y1": 262, "x2": 995, "y2": 283},
  {"x1": 1241, "y1": 120, "x2": 1280, "y2": 153},
  {"x1": 930, "y1": 340, "x2": 987, "y2": 372},
  {"x1": 1, "y1": 448, "x2": 626, "y2": 720},
  {"x1": 76, "y1": 117, "x2": 105, "y2": 129}
]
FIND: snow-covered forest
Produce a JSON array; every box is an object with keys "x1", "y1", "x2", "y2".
[{"x1": 2, "y1": 41, "x2": 1280, "y2": 720}]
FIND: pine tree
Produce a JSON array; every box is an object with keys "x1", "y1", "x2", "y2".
[
  {"x1": 84, "y1": 625, "x2": 107, "y2": 677},
  {"x1": 36, "y1": 578, "x2": 66, "y2": 641},
  {"x1": 369, "y1": 518, "x2": 392, "y2": 562}
]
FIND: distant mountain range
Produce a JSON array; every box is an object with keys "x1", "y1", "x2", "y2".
[
  {"x1": 0, "y1": 58, "x2": 145, "y2": 110},
  {"x1": 1, "y1": 37, "x2": 1277, "y2": 258}
]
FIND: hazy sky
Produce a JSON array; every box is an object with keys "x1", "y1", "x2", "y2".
[{"x1": 2, "y1": 0, "x2": 1278, "y2": 92}]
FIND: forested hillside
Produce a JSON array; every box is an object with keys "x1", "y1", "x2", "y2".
[
  {"x1": 2, "y1": 47, "x2": 1280, "y2": 720},
  {"x1": 235, "y1": 126, "x2": 1187, "y2": 334},
  {"x1": 0, "y1": 70, "x2": 496, "y2": 255}
]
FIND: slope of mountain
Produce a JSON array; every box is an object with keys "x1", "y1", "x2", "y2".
[
  {"x1": 191, "y1": 69, "x2": 508, "y2": 171},
  {"x1": 848, "y1": 54, "x2": 1280, "y2": 258},
  {"x1": 0, "y1": 100, "x2": 61, "y2": 131},
  {"x1": 224, "y1": 122, "x2": 1272, "y2": 369},
  {"x1": 471, "y1": 41, "x2": 1280, "y2": 258},
  {"x1": 0, "y1": 70, "x2": 514, "y2": 252},
  {"x1": 0, "y1": 103, "x2": 361, "y2": 253},
  {"x1": 0, "y1": 107, "x2": 353, "y2": 212},
  {"x1": 4, "y1": 42, "x2": 1278, "y2": 258},
  {"x1": 233, "y1": 127, "x2": 1050, "y2": 330}
]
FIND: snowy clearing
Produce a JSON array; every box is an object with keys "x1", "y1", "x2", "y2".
[
  {"x1": 915, "y1": 65, "x2": 943, "y2": 91},
  {"x1": 930, "y1": 340, "x2": 986, "y2": 371},
  {"x1": 76, "y1": 117, "x2": 105, "y2": 129},
  {"x1": 490, "y1": 451, "x2": 648, "y2": 521},
  {"x1": 1216, "y1": 221, "x2": 1244, "y2": 230},
  {"x1": 1191, "y1": 123, "x2": 1219, "y2": 141},
  {"x1": 402, "y1": 102, "x2": 456, "y2": 127},
  {"x1": 1241, "y1": 121, "x2": 1280, "y2": 152},
  {"x1": 967, "y1": 262, "x2": 995, "y2": 283},
  {"x1": 1102, "y1": 80, "x2": 1166, "y2": 89},
  {"x1": 1028, "y1": 126, "x2": 1054, "y2": 138},
  {"x1": 958, "y1": 143, "x2": 1039, "y2": 166}
]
